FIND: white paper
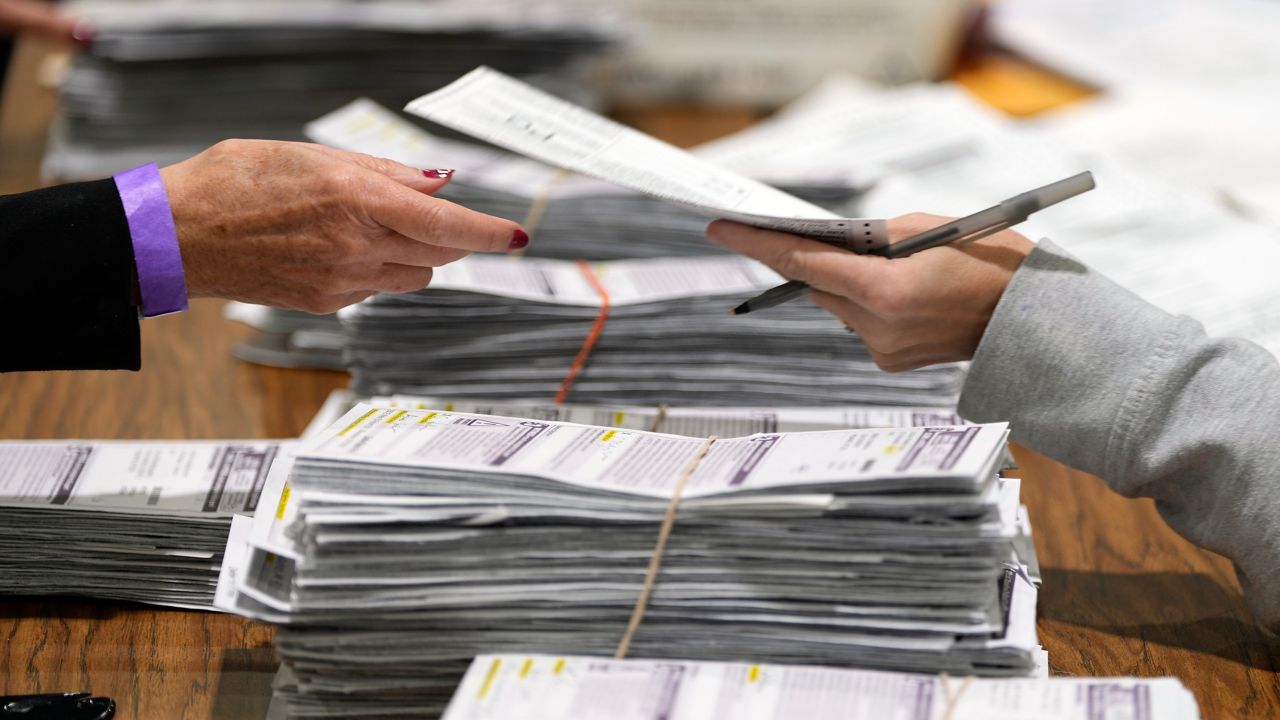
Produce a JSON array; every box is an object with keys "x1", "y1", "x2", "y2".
[
  {"x1": 375, "y1": 395, "x2": 968, "y2": 436},
  {"x1": 300, "y1": 404, "x2": 1008, "y2": 500},
  {"x1": 418, "y1": 255, "x2": 781, "y2": 307},
  {"x1": 0, "y1": 440, "x2": 280, "y2": 516},
  {"x1": 404, "y1": 67, "x2": 887, "y2": 251},
  {"x1": 443, "y1": 653, "x2": 1201, "y2": 720}
]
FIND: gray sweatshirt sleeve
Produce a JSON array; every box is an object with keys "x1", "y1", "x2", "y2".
[{"x1": 958, "y1": 239, "x2": 1280, "y2": 630}]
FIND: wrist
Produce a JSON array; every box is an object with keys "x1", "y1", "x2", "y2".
[{"x1": 114, "y1": 162, "x2": 188, "y2": 317}]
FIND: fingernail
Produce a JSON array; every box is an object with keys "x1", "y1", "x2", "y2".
[
  {"x1": 70, "y1": 20, "x2": 96, "y2": 48},
  {"x1": 422, "y1": 168, "x2": 454, "y2": 179},
  {"x1": 509, "y1": 229, "x2": 530, "y2": 250}
]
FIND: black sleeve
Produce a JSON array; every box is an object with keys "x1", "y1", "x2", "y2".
[{"x1": 0, "y1": 179, "x2": 142, "y2": 372}]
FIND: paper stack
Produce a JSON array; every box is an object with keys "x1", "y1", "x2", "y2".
[
  {"x1": 440, "y1": 654, "x2": 1202, "y2": 720},
  {"x1": 44, "y1": 0, "x2": 620, "y2": 179},
  {"x1": 0, "y1": 439, "x2": 285, "y2": 608},
  {"x1": 219, "y1": 403, "x2": 1039, "y2": 717},
  {"x1": 338, "y1": 254, "x2": 965, "y2": 406}
]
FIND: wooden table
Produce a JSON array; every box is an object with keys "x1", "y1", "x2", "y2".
[{"x1": 1, "y1": 34, "x2": 1277, "y2": 720}]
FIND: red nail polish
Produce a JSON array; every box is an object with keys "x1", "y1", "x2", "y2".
[
  {"x1": 70, "y1": 20, "x2": 96, "y2": 49},
  {"x1": 422, "y1": 168, "x2": 454, "y2": 179},
  {"x1": 509, "y1": 229, "x2": 530, "y2": 250}
]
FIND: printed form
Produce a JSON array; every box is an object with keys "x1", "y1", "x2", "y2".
[
  {"x1": 443, "y1": 654, "x2": 1200, "y2": 720},
  {"x1": 301, "y1": 404, "x2": 1007, "y2": 499},
  {"x1": 404, "y1": 67, "x2": 888, "y2": 251}
]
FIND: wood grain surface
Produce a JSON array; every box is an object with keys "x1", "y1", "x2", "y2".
[{"x1": 2, "y1": 32, "x2": 1278, "y2": 720}]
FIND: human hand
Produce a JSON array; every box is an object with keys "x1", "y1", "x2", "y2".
[
  {"x1": 707, "y1": 213, "x2": 1033, "y2": 371},
  {"x1": 159, "y1": 140, "x2": 527, "y2": 313},
  {"x1": 0, "y1": 0, "x2": 92, "y2": 44}
]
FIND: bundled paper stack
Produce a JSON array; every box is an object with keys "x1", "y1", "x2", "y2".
[
  {"x1": 338, "y1": 254, "x2": 965, "y2": 406},
  {"x1": 439, "y1": 654, "x2": 1202, "y2": 720},
  {"x1": 0, "y1": 439, "x2": 284, "y2": 608},
  {"x1": 44, "y1": 0, "x2": 620, "y2": 179},
  {"x1": 220, "y1": 403, "x2": 1039, "y2": 718}
]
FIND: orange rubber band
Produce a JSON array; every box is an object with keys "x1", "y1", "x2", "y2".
[{"x1": 554, "y1": 260, "x2": 611, "y2": 405}]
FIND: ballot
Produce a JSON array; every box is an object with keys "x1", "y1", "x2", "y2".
[
  {"x1": 306, "y1": 98, "x2": 863, "y2": 260},
  {"x1": 405, "y1": 67, "x2": 889, "y2": 251},
  {"x1": 441, "y1": 654, "x2": 1202, "y2": 720}
]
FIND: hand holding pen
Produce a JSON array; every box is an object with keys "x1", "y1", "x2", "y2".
[
  {"x1": 705, "y1": 171, "x2": 1096, "y2": 372},
  {"x1": 728, "y1": 172, "x2": 1095, "y2": 315}
]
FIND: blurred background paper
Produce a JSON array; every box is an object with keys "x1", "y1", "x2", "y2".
[
  {"x1": 43, "y1": 0, "x2": 624, "y2": 179},
  {"x1": 567, "y1": 0, "x2": 975, "y2": 104},
  {"x1": 991, "y1": 0, "x2": 1280, "y2": 227}
]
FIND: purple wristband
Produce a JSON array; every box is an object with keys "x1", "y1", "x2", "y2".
[{"x1": 113, "y1": 163, "x2": 188, "y2": 317}]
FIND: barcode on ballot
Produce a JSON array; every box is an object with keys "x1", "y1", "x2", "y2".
[{"x1": 147, "y1": 486, "x2": 163, "y2": 506}]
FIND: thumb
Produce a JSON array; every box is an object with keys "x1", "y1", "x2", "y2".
[{"x1": 304, "y1": 143, "x2": 454, "y2": 194}]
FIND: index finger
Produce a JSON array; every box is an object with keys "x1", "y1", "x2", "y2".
[
  {"x1": 706, "y1": 219, "x2": 889, "y2": 305},
  {"x1": 365, "y1": 180, "x2": 527, "y2": 253}
]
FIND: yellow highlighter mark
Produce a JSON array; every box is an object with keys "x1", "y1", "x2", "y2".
[
  {"x1": 338, "y1": 409, "x2": 378, "y2": 437},
  {"x1": 418, "y1": 412, "x2": 440, "y2": 425},
  {"x1": 520, "y1": 658, "x2": 534, "y2": 679},
  {"x1": 478, "y1": 658, "x2": 502, "y2": 699},
  {"x1": 601, "y1": 430, "x2": 618, "y2": 442},
  {"x1": 445, "y1": 403, "x2": 456, "y2": 411},
  {"x1": 275, "y1": 484, "x2": 291, "y2": 520},
  {"x1": 747, "y1": 665, "x2": 761, "y2": 683},
  {"x1": 385, "y1": 410, "x2": 408, "y2": 425},
  {"x1": 882, "y1": 444, "x2": 902, "y2": 455},
  {"x1": 613, "y1": 411, "x2": 626, "y2": 426},
  {"x1": 553, "y1": 659, "x2": 566, "y2": 676}
]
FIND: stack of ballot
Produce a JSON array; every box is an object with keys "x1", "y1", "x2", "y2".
[
  {"x1": 219, "y1": 403, "x2": 1040, "y2": 717},
  {"x1": 339, "y1": 255, "x2": 966, "y2": 406},
  {"x1": 44, "y1": 0, "x2": 620, "y2": 179},
  {"x1": 0, "y1": 439, "x2": 285, "y2": 608},
  {"x1": 437, "y1": 654, "x2": 1202, "y2": 720}
]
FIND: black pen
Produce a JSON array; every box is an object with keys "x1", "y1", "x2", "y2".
[{"x1": 730, "y1": 171, "x2": 1096, "y2": 315}]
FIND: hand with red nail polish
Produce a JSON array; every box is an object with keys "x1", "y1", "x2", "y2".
[
  {"x1": 159, "y1": 140, "x2": 527, "y2": 313},
  {"x1": 0, "y1": 0, "x2": 84, "y2": 44}
]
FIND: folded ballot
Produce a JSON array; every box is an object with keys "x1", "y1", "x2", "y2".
[
  {"x1": 0, "y1": 439, "x2": 285, "y2": 608},
  {"x1": 340, "y1": 254, "x2": 966, "y2": 406},
  {"x1": 439, "y1": 654, "x2": 1202, "y2": 720},
  {"x1": 404, "y1": 66, "x2": 888, "y2": 250},
  {"x1": 306, "y1": 98, "x2": 864, "y2": 262},
  {"x1": 219, "y1": 403, "x2": 1039, "y2": 717}
]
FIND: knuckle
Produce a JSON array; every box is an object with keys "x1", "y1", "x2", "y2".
[
  {"x1": 770, "y1": 248, "x2": 809, "y2": 281},
  {"x1": 313, "y1": 261, "x2": 356, "y2": 295},
  {"x1": 413, "y1": 201, "x2": 449, "y2": 238},
  {"x1": 210, "y1": 138, "x2": 248, "y2": 156}
]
